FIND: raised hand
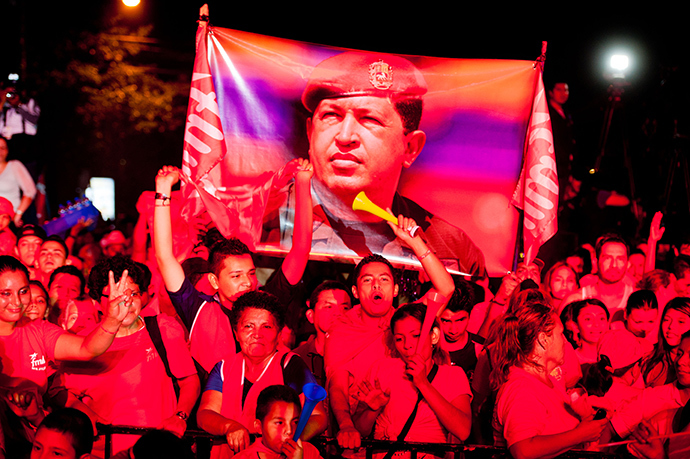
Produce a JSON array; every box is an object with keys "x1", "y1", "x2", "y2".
[
  {"x1": 356, "y1": 378, "x2": 390, "y2": 411},
  {"x1": 156, "y1": 166, "x2": 181, "y2": 190},
  {"x1": 494, "y1": 272, "x2": 520, "y2": 304},
  {"x1": 387, "y1": 213, "x2": 421, "y2": 248},
  {"x1": 105, "y1": 269, "x2": 132, "y2": 324},
  {"x1": 294, "y1": 158, "x2": 314, "y2": 181},
  {"x1": 71, "y1": 216, "x2": 96, "y2": 236},
  {"x1": 649, "y1": 211, "x2": 665, "y2": 242},
  {"x1": 274, "y1": 158, "x2": 313, "y2": 190}
]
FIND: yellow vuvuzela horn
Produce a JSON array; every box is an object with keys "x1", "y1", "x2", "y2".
[{"x1": 352, "y1": 191, "x2": 419, "y2": 237}]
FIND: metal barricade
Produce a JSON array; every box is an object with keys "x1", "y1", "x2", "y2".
[
  {"x1": 97, "y1": 424, "x2": 221, "y2": 459},
  {"x1": 312, "y1": 438, "x2": 622, "y2": 459},
  {"x1": 96, "y1": 425, "x2": 623, "y2": 459}
]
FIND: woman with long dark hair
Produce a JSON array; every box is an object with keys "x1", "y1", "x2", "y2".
[
  {"x1": 0, "y1": 255, "x2": 127, "y2": 454},
  {"x1": 491, "y1": 300, "x2": 607, "y2": 459},
  {"x1": 542, "y1": 261, "x2": 579, "y2": 312},
  {"x1": 569, "y1": 299, "x2": 610, "y2": 367},
  {"x1": 355, "y1": 302, "x2": 472, "y2": 455},
  {"x1": 642, "y1": 297, "x2": 690, "y2": 387}
]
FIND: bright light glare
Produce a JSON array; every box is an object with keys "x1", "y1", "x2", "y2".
[
  {"x1": 610, "y1": 54, "x2": 629, "y2": 71},
  {"x1": 122, "y1": 0, "x2": 140, "y2": 7},
  {"x1": 85, "y1": 177, "x2": 115, "y2": 221}
]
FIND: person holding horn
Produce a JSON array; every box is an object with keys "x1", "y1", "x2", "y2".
[
  {"x1": 354, "y1": 302, "x2": 472, "y2": 457},
  {"x1": 325, "y1": 214, "x2": 455, "y2": 450}
]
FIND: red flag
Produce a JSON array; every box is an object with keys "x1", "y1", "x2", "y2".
[
  {"x1": 511, "y1": 70, "x2": 559, "y2": 265},
  {"x1": 180, "y1": 21, "x2": 227, "y2": 225},
  {"x1": 179, "y1": 23, "x2": 283, "y2": 248}
]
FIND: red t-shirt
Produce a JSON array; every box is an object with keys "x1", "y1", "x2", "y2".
[
  {"x1": 0, "y1": 319, "x2": 64, "y2": 395},
  {"x1": 58, "y1": 314, "x2": 196, "y2": 455},
  {"x1": 368, "y1": 358, "x2": 471, "y2": 444},
  {"x1": 493, "y1": 367, "x2": 580, "y2": 448}
]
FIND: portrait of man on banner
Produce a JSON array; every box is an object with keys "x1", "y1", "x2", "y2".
[
  {"x1": 259, "y1": 51, "x2": 486, "y2": 277},
  {"x1": 182, "y1": 27, "x2": 546, "y2": 277}
]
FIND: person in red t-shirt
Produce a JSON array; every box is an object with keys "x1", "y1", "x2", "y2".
[
  {"x1": 355, "y1": 302, "x2": 472, "y2": 453},
  {"x1": 0, "y1": 255, "x2": 128, "y2": 452},
  {"x1": 58, "y1": 256, "x2": 200, "y2": 457},
  {"x1": 233, "y1": 385, "x2": 323, "y2": 459},
  {"x1": 326, "y1": 216, "x2": 455, "y2": 450}
]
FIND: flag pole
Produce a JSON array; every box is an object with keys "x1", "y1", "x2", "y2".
[
  {"x1": 511, "y1": 40, "x2": 558, "y2": 267},
  {"x1": 513, "y1": 41, "x2": 549, "y2": 270}
]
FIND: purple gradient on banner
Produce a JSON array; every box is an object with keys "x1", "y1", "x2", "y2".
[{"x1": 420, "y1": 112, "x2": 526, "y2": 179}]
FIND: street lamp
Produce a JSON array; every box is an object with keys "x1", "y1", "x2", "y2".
[
  {"x1": 609, "y1": 54, "x2": 630, "y2": 80},
  {"x1": 590, "y1": 49, "x2": 638, "y2": 220}
]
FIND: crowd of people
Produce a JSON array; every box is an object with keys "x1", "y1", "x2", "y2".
[
  {"x1": 2, "y1": 71, "x2": 690, "y2": 459},
  {"x1": 0, "y1": 156, "x2": 688, "y2": 459}
]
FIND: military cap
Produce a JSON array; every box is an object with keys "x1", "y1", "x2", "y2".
[{"x1": 302, "y1": 51, "x2": 427, "y2": 112}]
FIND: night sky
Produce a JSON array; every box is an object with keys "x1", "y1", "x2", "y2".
[{"x1": 1, "y1": 1, "x2": 688, "y2": 238}]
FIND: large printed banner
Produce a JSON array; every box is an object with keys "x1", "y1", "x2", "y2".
[{"x1": 181, "y1": 24, "x2": 556, "y2": 276}]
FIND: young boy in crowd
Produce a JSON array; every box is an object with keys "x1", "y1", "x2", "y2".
[
  {"x1": 439, "y1": 281, "x2": 484, "y2": 382},
  {"x1": 233, "y1": 385, "x2": 322, "y2": 459},
  {"x1": 46, "y1": 265, "x2": 86, "y2": 325},
  {"x1": 48, "y1": 265, "x2": 85, "y2": 302},
  {"x1": 34, "y1": 235, "x2": 69, "y2": 287},
  {"x1": 294, "y1": 280, "x2": 352, "y2": 386},
  {"x1": 15, "y1": 223, "x2": 47, "y2": 279},
  {"x1": 153, "y1": 160, "x2": 313, "y2": 374},
  {"x1": 30, "y1": 408, "x2": 95, "y2": 459},
  {"x1": 625, "y1": 290, "x2": 660, "y2": 344}
]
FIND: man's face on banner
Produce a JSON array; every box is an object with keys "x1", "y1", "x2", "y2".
[{"x1": 307, "y1": 96, "x2": 424, "y2": 199}]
